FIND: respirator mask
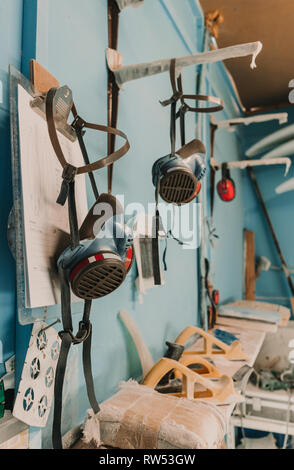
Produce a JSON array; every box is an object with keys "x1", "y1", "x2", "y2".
[{"x1": 58, "y1": 194, "x2": 134, "y2": 301}]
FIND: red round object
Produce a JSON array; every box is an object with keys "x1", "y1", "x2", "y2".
[
  {"x1": 186, "y1": 181, "x2": 202, "y2": 203},
  {"x1": 217, "y1": 178, "x2": 235, "y2": 202},
  {"x1": 212, "y1": 289, "x2": 219, "y2": 305},
  {"x1": 125, "y1": 245, "x2": 134, "y2": 272}
]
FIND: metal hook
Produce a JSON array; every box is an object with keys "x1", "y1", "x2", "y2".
[{"x1": 40, "y1": 319, "x2": 61, "y2": 333}]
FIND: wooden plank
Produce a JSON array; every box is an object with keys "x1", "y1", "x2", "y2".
[
  {"x1": 244, "y1": 229, "x2": 256, "y2": 300},
  {"x1": 225, "y1": 300, "x2": 290, "y2": 326},
  {"x1": 0, "y1": 411, "x2": 28, "y2": 446},
  {"x1": 30, "y1": 59, "x2": 59, "y2": 94},
  {"x1": 216, "y1": 316, "x2": 278, "y2": 333}
]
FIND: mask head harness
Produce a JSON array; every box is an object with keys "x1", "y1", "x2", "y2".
[
  {"x1": 152, "y1": 60, "x2": 224, "y2": 284},
  {"x1": 152, "y1": 58, "x2": 224, "y2": 206},
  {"x1": 217, "y1": 162, "x2": 236, "y2": 202},
  {"x1": 45, "y1": 85, "x2": 132, "y2": 448}
]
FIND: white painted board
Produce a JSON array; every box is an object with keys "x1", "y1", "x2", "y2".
[{"x1": 18, "y1": 85, "x2": 88, "y2": 308}]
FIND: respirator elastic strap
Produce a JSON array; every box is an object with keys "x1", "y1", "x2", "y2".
[
  {"x1": 52, "y1": 293, "x2": 99, "y2": 448},
  {"x1": 176, "y1": 75, "x2": 188, "y2": 147},
  {"x1": 52, "y1": 261, "x2": 99, "y2": 449},
  {"x1": 52, "y1": 330, "x2": 72, "y2": 449},
  {"x1": 160, "y1": 59, "x2": 182, "y2": 156},
  {"x1": 46, "y1": 87, "x2": 130, "y2": 187},
  {"x1": 152, "y1": 208, "x2": 162, "y2": 285},
  {"x1": 169, "y1": 59, "x2": 178, "y2": 156},
  {"x1": 152, "y1": 174, "x2": 162, "y2": 285},
  {"x1": 71, "y1": 114, "x2": 99, "y2": 200},
  {"x1": 83, "y1": 319, "x2": 100, "y2": 414},
  {"x1": 68, "y1": 174, "x2": 80, "y2": 249}
]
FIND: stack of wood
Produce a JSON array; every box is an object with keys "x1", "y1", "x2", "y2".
[{"x1": 217, "y1": 300, "x2": 290, "y2": 333}]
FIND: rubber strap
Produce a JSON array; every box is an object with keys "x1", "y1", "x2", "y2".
[
  {"x1": 152, "y1": 172, "x2": 162, "y2": 285},
  {"x1": 45, "y1": 87, "x2": 130, "y2": 176},
  {"x1": 52, "y1": 332, "x2": 72, "y2": 449},
  {"x1": 83, "y1": 324, "x2": 100, "y2": 414},
  {"x1": 52, "y1": 243, "x2": 98, "y2": 450},
  {"x1": 68, "y1": 179, "x2": 80, "y2": 249},
  {"x1": 73, "y1": 121, "x2": 99, "y2": 200},
  {"x1": 169, "y1": 59, "x2": 178, "y2": 156},
  {"x1": 179, "y1": 106, "x2": 187, "y2": 147},
  {"x1": 162, "y1": 62, "x2": 223, "y2": 153},
  {"x1": 179, "y1": 94, "x2": 224, "y2": 113},
  {"x1": 152, "y1": 209, "x2": 162, "y2": 285},
  {"x1": 210, "y1": 123, "x2": 217, "y2": 218},
  {"x1": 52, "y1": 277, "x2": 98, "y2": 448},
  {"x1": 160, "y1": 59, "x2": 181, "y2": 156}
]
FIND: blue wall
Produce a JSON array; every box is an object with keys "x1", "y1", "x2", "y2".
[
  {"x1": 0, "y1": 0, "x2": 248, "y2": 448},
  {"x1": 0, "y1": 0, "x2": 23, "y2": 376},
  {"x1": 240, "y1": 106, "x2": 294, "y2": 310},
  {"x1": 207, "y1": 62, "x2": 245, "y2": 305}
]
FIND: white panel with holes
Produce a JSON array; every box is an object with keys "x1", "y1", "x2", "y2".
[{"x1": 13, "y1": 321, "x2": 61, "y2": 427}]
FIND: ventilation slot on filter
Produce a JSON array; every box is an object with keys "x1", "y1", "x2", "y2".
[
  {"x1": 72, "y1": 260, "x2": 126, "y2": 300},
  {"x1": 160, "y1": 170, "x2": 197, "y2": 204}
]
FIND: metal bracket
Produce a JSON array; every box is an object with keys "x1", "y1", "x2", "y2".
[
  {"x1": 106, "y1": 41, "x2": 262, "y2": 87},
  {"x1": 115, "y1": 0, "x2": 144, "y2": 10},
  {"x1": 211, "y1": 113, "x2": 288, "y2": 131},
  {"x1": 211, "y1": 157, "x2": 291, "y2": 176}
]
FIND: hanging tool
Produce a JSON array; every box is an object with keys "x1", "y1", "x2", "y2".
[
  {"x1": 216, "y1": 163, "x2": 236, "y2": 202},
  {"x1": 205, "y1": 258, "x2": 219, "y2": 329}
]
